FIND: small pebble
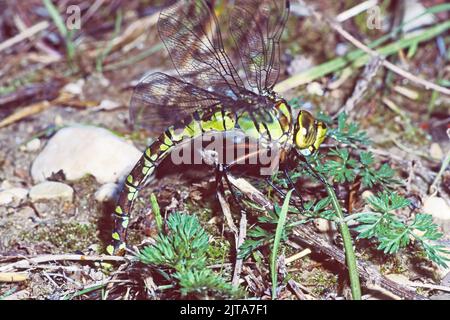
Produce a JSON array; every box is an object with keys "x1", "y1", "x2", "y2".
[
  {"x1": 23, "y1": 138, "x2": 41, "y2": 152},
  {"x1": 423, "y1": 196, "x2": 450, "y2": 233},
  {"x1": 421, "y1": 196, "x2": 450, "y2": 283},
  {"x1": 335, "y1": 43, "x2": 348, "y2": 56},
  {"x1": 63, "y1": 79, "x2": 85, "y2": 96},
  {"x1": 403, "y1": 0, "x2": 436, "y2": 34},
  {"x1": 54, "y1": 115, "x2": 64, "y2": 126},
  {"x1": 14, "y1": 168, "x2": 29, "y2": 180},
  {"x1": 94, "y1": 100, "x2": 122, "y2": 111},
  {"x1": 306, "y1": 82, "x2": 324, "y2": 96},
  {"x1": 0, "y1": 188, "x2": 28, "y2": 206},
  {"x1": 286, "y1": 55, "x2": 314, "y2": 75},
  {"x1": 362, "y1": 190, "x2": 374, "y2": 200},
  {"x1": 14, "y1": 206, "x2": 35, "y2": 220},
  {"x1": 441, "y1": 271, "x2": 450, "y2": 287},
  {"x1": 29, "y1": 181, "x2": 74, "y2": 202},
  {"x1": 314, "y1": 218, "x2": 334, "y2": 233},
  {"x1": 0, "y1": 191, "x2": 13, "y2": 205},
  {"x1": 429, "y1": 143, "x2": 443, "y2": 161},
  {"x1": 314, "y1": 218, "x2": 337, "y2": 243},
  {"x1": 1, "y1": 180, "x2": 14, "y2": 190}
]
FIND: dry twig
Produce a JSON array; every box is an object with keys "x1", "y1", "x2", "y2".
[
  {"x1": 0, "y1": 272, "x2": 29, "y2": 282},
  {"x1": 342, "y1": 57, "x2": 382, "y2": 115},
  {"x1": 232, "y1": 211, "x2": 247, "y2": 287},
  {"x1": 0, "y1": 21, "x2": 49, "y2": 53},
  {"x1": 0, "y1": 254, "x2": 127, "y2": 272},
  {"x1": 0, "y1": 91, "x2": 83, "y2": 129}
]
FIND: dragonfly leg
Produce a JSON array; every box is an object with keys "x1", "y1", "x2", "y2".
[
  {"x1": 215, "y1": 164, "x2": 245, "y2": 212},
  {"x1": 265, "y1": 176, "x2": 304, "y2": 213},
  {"x1": 220, "y1": 165, "x2": 247, "y2": 214},
  {"x1": 214, "y1": 163, "x2": 226, "y2": 194},
  {"x1": 265, "y1": 177, "x2": 286, "y2": 197},
  {"x1": 294, "y1": 150, "x2": 328, "y2": 185},
  {"x1": 283, "y1": 168, "x2": 305, "y2": 210}
]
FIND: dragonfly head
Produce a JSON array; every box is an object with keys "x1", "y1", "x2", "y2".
[{"x1": 294, "y1": 110, "x2": 327, "y2": 155}]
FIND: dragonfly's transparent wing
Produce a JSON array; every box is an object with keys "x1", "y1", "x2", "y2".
[
  {"x1": 131, "y1": 72, "x2": 223, "y2": 131},
  {"x1": 130, "y1": 72, "x2": 274, "y2": 132},
  {"x1": 158, "y1": 0, "x2": 246, "y2": 98},
  {"x1": 131, "y1": 0, "x2": 286, "y2": 132},
  {"x1": 230, "y1": 0, "x2": 289, "y2": 93}
]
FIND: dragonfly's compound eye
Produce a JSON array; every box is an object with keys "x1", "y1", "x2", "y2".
[
  {"x1": 313, "y1": 120, "x2": 327, "y2": 150},
  {"x1": 295, "y1": 110, "x2": 316, "y2": 149}
]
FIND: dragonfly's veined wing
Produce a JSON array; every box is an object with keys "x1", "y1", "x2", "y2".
[
  {"x1": 157, "y1": 0, "x2": 246, "y2": 99},
  {"x1": 131, "y1": 72, "x2": 221, "y2": 131},
  {"x1": 131, "y1": 0, "x2": 290, "y2": 131},
  {"x1": 230, "y1": 0, "x2": 289, "y2": 94},
  {"x1": 130, "y1": 72, "x2": 271, "y2": 132}
]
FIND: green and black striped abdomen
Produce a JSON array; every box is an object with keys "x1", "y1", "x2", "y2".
[{"x1": 108, "y1": 102, "x2": 293, "y2": 255}]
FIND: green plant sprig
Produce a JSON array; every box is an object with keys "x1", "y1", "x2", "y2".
[
  {"x1": 320, "y1": 148, "x2": 398, "y2": 189},
  {"x1": 137, "y1": 212, "x2": 240, "y2": 298},
  {"x1": 352, "y1": 192, "x2": 450, "y2": 268}
]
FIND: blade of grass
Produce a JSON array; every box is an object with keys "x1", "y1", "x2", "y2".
[
  {"x1": 0, "y1": 288, "x2": 17, "y2": 300},
  {"x1": 304, "y1": 154, "x2": 362, "y2": 300},
  {"x1": 150, "y1": 193, "x2": 163, "y2": 232},
  {"x1": 64, "y1": 283, "x2": 106, "y2": 300},
  {"x1": 103, "y1": 43, "x2": 164, "y2": 71},
  {"x1": 271, "y1": 189, "x2": 293, "y2": 300},
  {"x1": 325, "y1": 183, "x2": 361, "y2": 300},
  {"x1": 42, "y1": 0, "x2": 76, "y2": 62},
  {"x1": 96, "y1": 10, "x2": 123, "y2": 73}
]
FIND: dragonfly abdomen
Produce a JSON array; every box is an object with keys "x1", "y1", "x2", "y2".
[{"x1": 108, "y1": 103, "x2": 292, "y2": 255}]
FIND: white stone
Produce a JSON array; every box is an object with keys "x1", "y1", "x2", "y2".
[
  {"x1": 31, "y1": 125, "x2": 142, "y2": 184},
  {"x1": 287, "y1": 55, "x2": 314, "y2": 76},
  {"x1": 314, "y1": 218, "x2": 337, "y2": 241},
  {"x1": 423, "y1": 196, "x2": 450, "y2": 234},
  {"x1": 94, "y1": 99, "x2": 122, "y2": 111},
  {"x1": 0, "y1": 188, "x2": 28, "y2": 206},
  {"x1": 403, "y1": 0, "x2": 436, "y2": 34},
  {"x1": 306, "y1": 82, "x2": 324, "y2": 96},
  {"x1": 429, "y1": 143, "x2": 443, "y2": 161},
  {"x1": 95, "y1": 183, "x2": 119, "y2": 202},
  {"x1": 54, "y1": 115, "x2": 64, "y2": 126},
  {"x1": 362, "y1": 190, "x2": 374, "y2": 200},
  {"x1": 335, "y1": 43, "x2": 349, "y2": 56},
  {"x1": 25, "y1": 138, "x2": 41, "y2": 152},
  {"x1": 0, "y1": 180, "x2": 14, "y2": 190},
  {"x1": 0, "y1": 192, "x2": 13, "y2": 205},
  {"x1": 314, "y1": 218, "x2": 333, "y2": 233},
  {"x1": 29, "y1": 181, "x2": 74, "y2": 201},
  {"x1": 63, "y1": 79, "x2": 85, "y2": 95}
]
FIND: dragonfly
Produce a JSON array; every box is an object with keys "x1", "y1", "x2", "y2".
[{"x1": 107, "y1": 0, "x2": 327, "y2": 256}]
